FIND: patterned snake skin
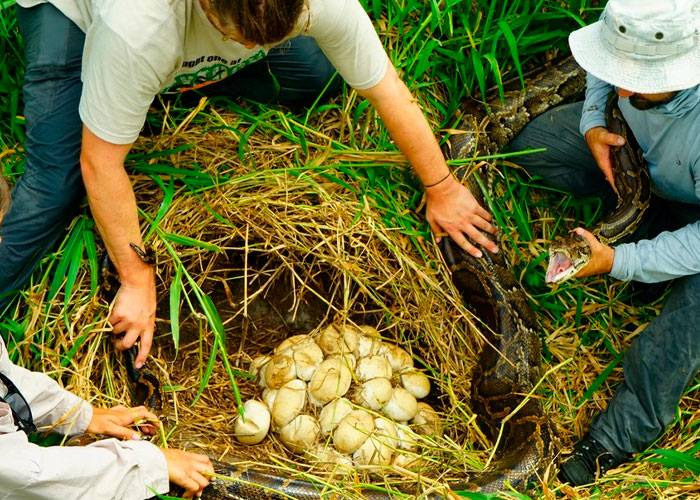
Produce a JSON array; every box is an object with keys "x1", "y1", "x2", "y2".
[
  {"x1": 545, "y1": 92, "x2": 650, "y2": 283},
  {"x1": 437, "y1": 56, "x2": 585, "y2": 493},
  {"x1": 187, "y1": 57, "x2": 644, "y2": 498}
]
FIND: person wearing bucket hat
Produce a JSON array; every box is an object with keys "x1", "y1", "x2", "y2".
[{"x1": 508, "y1": 0, "x2": 700, "y2": 487}]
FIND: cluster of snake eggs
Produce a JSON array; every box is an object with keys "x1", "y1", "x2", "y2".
[{"x1": 234, "y1": 324, "x2": 441, "y2": 468}]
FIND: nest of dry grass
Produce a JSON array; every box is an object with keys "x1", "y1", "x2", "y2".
[{"x1": 7, "y1": 91, "x2": 700, "y2": 499}]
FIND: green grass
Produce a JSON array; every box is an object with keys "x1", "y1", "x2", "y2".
[{"x1": 4, "y1": 1, "x2": 700, "y2": 499}]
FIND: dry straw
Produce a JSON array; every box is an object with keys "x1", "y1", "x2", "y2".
[{"x1": 6, "y1": 89, "x2": 698, "y2": 499}]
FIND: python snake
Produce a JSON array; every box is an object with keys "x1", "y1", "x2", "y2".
[
  {"x1": 131, "y1": 57, "x2": 642, "y2": 498},
  {"x1": 545, "y1": 92, "x2": 650, "y2": 283},
  {"x1": 100, "y1": 255, "x2": 163, "y2": 411}
]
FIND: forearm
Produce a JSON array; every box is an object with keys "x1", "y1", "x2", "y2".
[
  {"x1": 80, "y1": 126, "x2": 150, "y2": 286},
  {"x1": 1, "y1": 339, "x2": 91, "y2": 434},
  {"x1": 356, "y1": 63, "x2": 450, "y2": 186},
  {"x1": 0, "y1": 432, "x2": 168, "y2": 500},
  {"x1": 580, "y1": 73, "x2": 611, "y2": 136},
  {"x1": 356, "y1": 63, "x2": 497, "y2": 255},
  {"x1": 611, "y1": 220, "x2": 700, "y2": 282}
]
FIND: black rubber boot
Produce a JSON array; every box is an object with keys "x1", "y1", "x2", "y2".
[{"x1": 558, "y1": 434, "x2": 631, "y2": 486}]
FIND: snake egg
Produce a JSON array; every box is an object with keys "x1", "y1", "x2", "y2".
[{"x1": 234, "y1": 400, "x2": 271, "y2": 445}]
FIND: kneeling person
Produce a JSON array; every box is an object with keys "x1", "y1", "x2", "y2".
[{"x1": 0, "y1": 175, "x2": 213, "y2": 499}]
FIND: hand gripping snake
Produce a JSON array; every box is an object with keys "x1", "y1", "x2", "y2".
[
  {"x1": 106, "y1": 57, "x2": 645, "y2": 498},
  {"x1": 545, "y1": 92, "x2": 650, "y2": 283}
]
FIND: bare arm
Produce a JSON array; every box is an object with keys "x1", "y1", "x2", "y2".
[
  {"x1": 356, "y1": 63, "x2": 498, "y2": 256},
  {"x1": 80, "y1": 126, "x2": 155, "y2": 367}
]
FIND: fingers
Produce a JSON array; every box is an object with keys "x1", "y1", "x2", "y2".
[
  {"x1": 586, "y1": 128, "x2": 622, "y2": 192},
  {"x1": 193, "y1": 454, "x2": 214, "y2": 466},
  {"x1": 165, "y1": 450, "x2": 214, "y2": 499},
  {"x1": 183, "y1": 470, "x2": 210, "y2": 496},
  {"x1": 432, "y1": 219, "x2": 497, "y2": 258},
  {"x1": 103, "y1": 421, "x2": 141, "y2": 441},
  {"x1": 447, "y1": 229, "x2": 482, "y2": 257},
  {"x1": 603, "y1": 132, "x2": 625, "y2": 147},
  {"x1": 465, "y1": 225, "x2": 498, "y2": 254},
  {"x1": 574, "y1": 227, "x2": 597, "y2": 246},
  {"x1": 114, "y1": 329, "x2": 140, "y2": 351},
  {"x1": 135, "y1": 327, "x2": 153, "y2": 368},
  {"x1": 122, "y1": 405, "x2": 159, "y2": 426},
  {"x1": 472, "y1": 204, "x2": 494, "y2": 226},
  {"x1": 427, "y1": 218, "x2": 443, "y2": 242},
  {"x1": 471, "y1": 215, "x2": 497, "y2": 236},
  {"x1": 107, "y1": 282, "x2": 156, "y2": 365}
]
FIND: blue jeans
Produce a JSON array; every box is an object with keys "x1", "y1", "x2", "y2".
[
  {"x1": 511, "y1": 101, "x2": 700, "y2": 459},
  {"x1": 0, "y1": 3, "x2": 341, "y2": 307}
]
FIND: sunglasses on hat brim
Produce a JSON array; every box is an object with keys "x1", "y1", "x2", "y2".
[{"x1": 0, "y1": 372, "x2": 36, "y2": 434}]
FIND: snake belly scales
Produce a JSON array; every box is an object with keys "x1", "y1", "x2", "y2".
[{"x1": 158, "y1": 57, "x2": 647, "y2": 499}]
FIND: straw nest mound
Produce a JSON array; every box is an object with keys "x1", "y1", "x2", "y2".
[{"x1": 10, "y1": 94, "x2": 700, "y2": 498}]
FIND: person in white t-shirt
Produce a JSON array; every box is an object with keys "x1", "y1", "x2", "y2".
[
  {"x1": 0, "y1": 0, "x2": 498, "y2": 368},
  {"x1": 0, "y1": 180, "x2": 213, "y2": 500}
]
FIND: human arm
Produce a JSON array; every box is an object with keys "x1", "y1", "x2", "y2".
[
  {"x1": 78, "y1": 18, "x2": 177, "y2": 366},
  {"x1": 580, "y1": 73, "x2": 625, "y2": 189},
  {"x1": 1, "y1": 337, "x2": 92, "y2": 434},
  {"x1": 356, "y1": 64, "x2": 498, "y2": 256},
  {"x1": 87, "y1": 404, "x2": 159, "y2": 440},
  {"x1": 80, "y1": 126, "x2": 156, "y2": 368},
  {"x1": 0, "y1": 339, "x2": 211, "y2": 498},
  {"x1": 0, "y1": 430, "x2": 168, "y2": 500},
  {"x1": 0, "y1": 428, "x2": 212, "y2": 500},
  {"x1": 307, "y1": 0, "x2": 496, "y2": 255},
  {"x1": 610, "y1": 219, "x2": 700, "y2": 282},
  {"x1": 87, "y1": 406, "x2": 213, "y2": 497},
  {"x1": 573, "y1": 220, "x2": 700, "y2": 283}
]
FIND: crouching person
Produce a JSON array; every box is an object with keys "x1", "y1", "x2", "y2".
[{"x1": 0, "y1": 175, "x2": 214, "y2": 499}]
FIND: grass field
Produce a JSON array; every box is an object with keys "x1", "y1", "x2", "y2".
[{"x1": 1, "y1": 0, "x2": 700, "y2": 499}]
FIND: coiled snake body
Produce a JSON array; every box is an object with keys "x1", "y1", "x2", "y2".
[{"x1": 189, "y1": 58, "x2": 646, "y2": 498}]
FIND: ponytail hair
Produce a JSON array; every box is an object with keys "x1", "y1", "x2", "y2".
[{"x1": 209, "y1": 0, "x2": 306, "y2": 46}]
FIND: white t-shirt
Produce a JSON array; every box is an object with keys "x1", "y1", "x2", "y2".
[{"x1": 17, "y1": 0, "x2": 389, "y2": 144}]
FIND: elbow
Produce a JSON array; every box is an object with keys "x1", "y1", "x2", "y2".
[
  {"x1": 357, "y1": 61, "x2": 399, "y2": 97},
  {"x1": 80, "y1": 149, "x2": 99, "y2": 186}
]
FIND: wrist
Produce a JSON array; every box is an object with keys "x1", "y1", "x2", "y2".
[
  {"x1": 116, "y1": 243, "x2": 155, "y2": 286},
  {"x1": 425, "y1": 174, "x2": 460, "y2": 198},
  {"x1": 119, "y1": 262, "x2": 155, "y2": 287},
  {"x1": 605, "y1": 246, "x2": 615, "y2": 274},
  {"x1": 87, "y1": 406, "x2": 104, "y2": 433},
  {"x1": 423, "y1": 170, "x2": 452, "y2": 189}
]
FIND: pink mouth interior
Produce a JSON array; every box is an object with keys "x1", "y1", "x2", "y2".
[{"x1": 545, "y1": 253, "x2": 574, "y2": 283}]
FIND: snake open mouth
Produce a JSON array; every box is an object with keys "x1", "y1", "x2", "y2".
[{"x1": 545, "y1": 251, "x2": 576, "y2": 284}]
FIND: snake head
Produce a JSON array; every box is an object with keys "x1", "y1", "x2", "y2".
[{"x1": 545, "y1": 233, "x2": 591, "y2": 284}]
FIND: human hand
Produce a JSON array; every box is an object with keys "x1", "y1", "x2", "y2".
[
  {"x1": 161, "y1": 448, "x2": 215, "y2": 499},
  {"x1": 584, "y1": 126, "x2": 625, "y2": 192},
  {"x1": 110, "y1": 267, "x2": 156, "y2": 369},
  {"x1": 573, "y1": 228, "x2": 615, "y2": 278},
  {"x1": 87, "y1": 404, "x2": 159, "y2": 440},
  {"x1": 425, "y1": 176, "x2": 498, "y2": 257}
]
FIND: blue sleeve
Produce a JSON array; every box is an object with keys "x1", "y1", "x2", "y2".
[
  {"x1": 579, "y1": 72, "x2": 611, "y2": 136},
  {"x1": 610, "y1": 220, "x2": 700, "y2": 282}
]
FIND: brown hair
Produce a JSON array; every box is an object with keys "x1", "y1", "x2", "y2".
[
  {"x1": 0, "y1": 175, "x2": 10, "y2": 218},
  {"x1": 208, "y1": 0, "x2": 306, "y2": 46}
]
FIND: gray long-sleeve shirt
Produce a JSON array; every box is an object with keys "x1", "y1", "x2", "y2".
[
  {"x1": 579, "y1": 74, "x2": 700, "y2": 283},
  {"x1": 0, "y1": 337, "x2": 169, "y2": 499}
]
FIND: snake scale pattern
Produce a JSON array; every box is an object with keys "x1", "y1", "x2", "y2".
[
  {"x1": 545, "y1": 91, "x2": 650, "y2": 283},
  {"x1": 183, "y1": 57, "x2": 645, "y2": 498}
]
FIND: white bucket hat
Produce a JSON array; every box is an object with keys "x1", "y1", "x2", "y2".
[{"x1": 569, "y1": 0, "x2": 700, "y2": 93}]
